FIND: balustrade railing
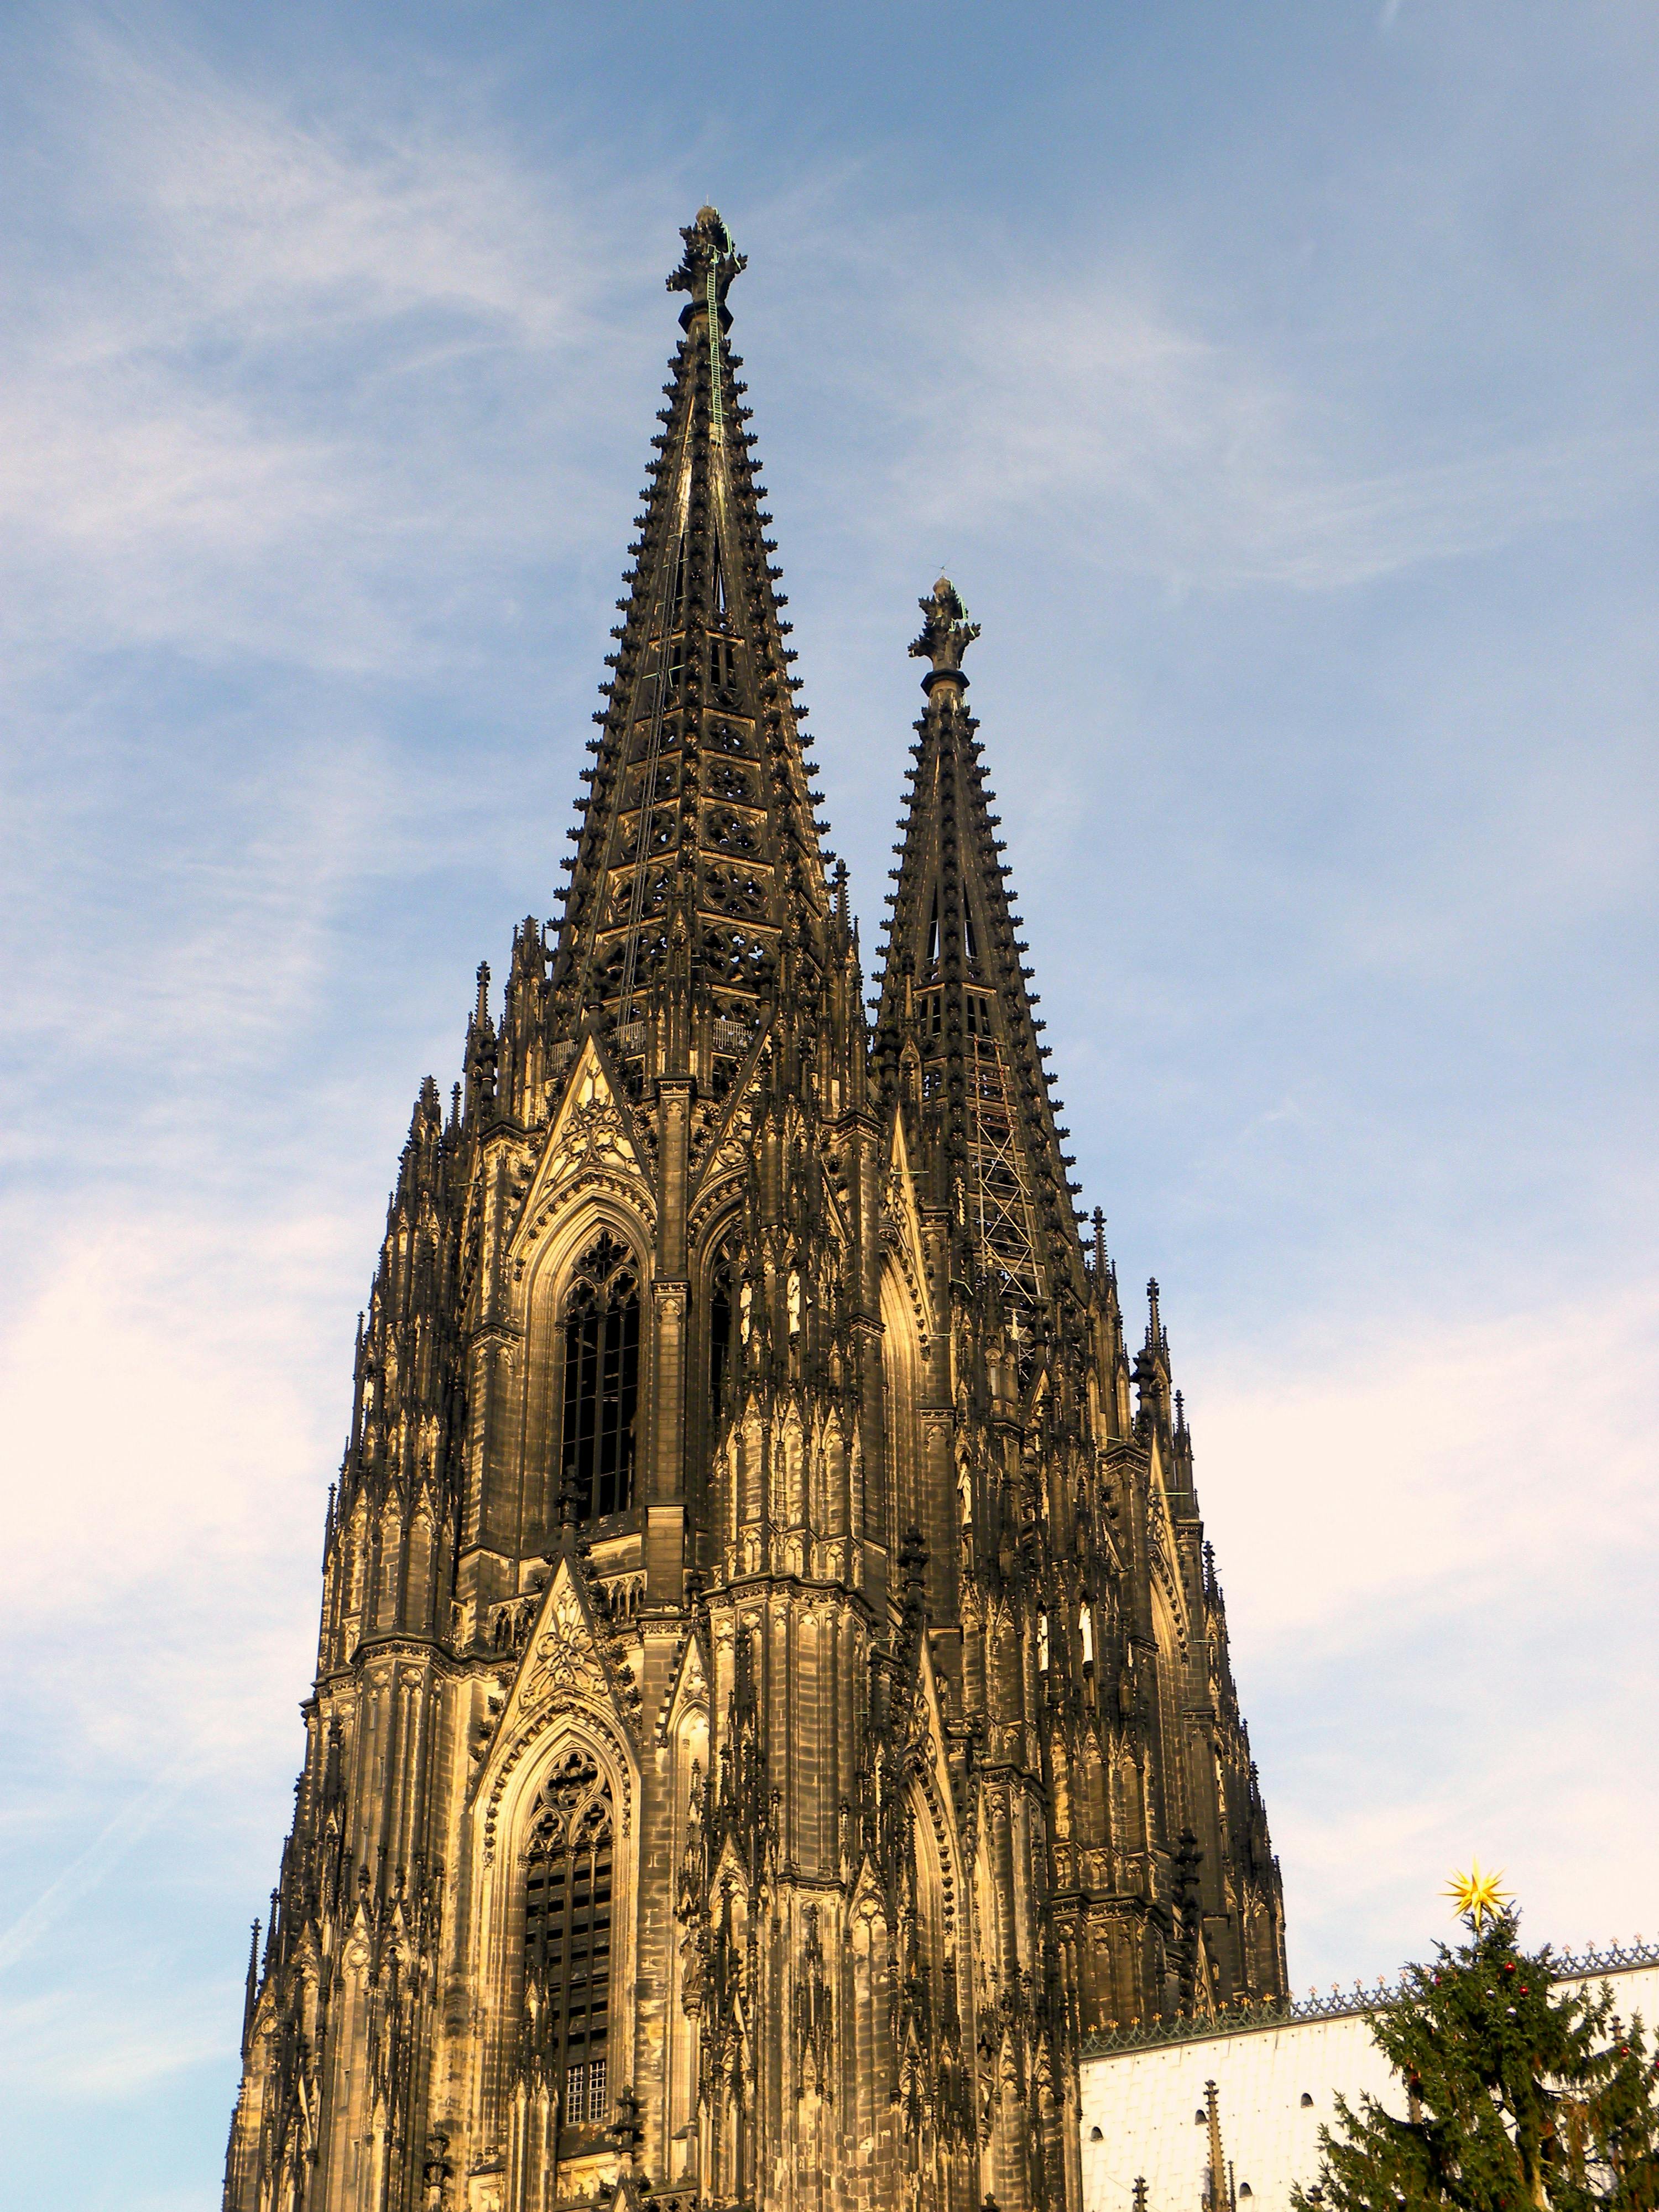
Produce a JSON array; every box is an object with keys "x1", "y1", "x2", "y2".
[{"x1": 1081, "y1": 1936, "x2": 1658, "y2": 2058}]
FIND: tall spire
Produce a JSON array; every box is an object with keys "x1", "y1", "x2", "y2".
[
  {"x1": 874, "y1": 578, "x2": 1087, "y2": 1326},
  {"x1": 549, "y1": 206, "x2": 832, "y2": 1065}
]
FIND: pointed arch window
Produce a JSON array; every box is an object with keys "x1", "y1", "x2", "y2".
[
  {"x1": 708, "y1": 1245, "x2": 735, "y2": 1421},
  {"x1": 561, "y1": 1233, "x2": 640, "y2": 1522},
  {"x1": 523, "y1": 1748, "x2": 614, "y2": 2132}
]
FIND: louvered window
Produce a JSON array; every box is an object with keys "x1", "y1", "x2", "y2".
[
  {"x1": 523, "y1": 1749, "x2": 614, "y2": 2135},
  {"x1": 561, "y1": 1234, "x2": 640, "y2": 1522}
]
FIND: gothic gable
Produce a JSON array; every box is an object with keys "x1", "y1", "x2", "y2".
[
  {"x1": 473, "y1": 1542, "x2": 639, "y2": 1865},
  {"x1": 659, "y1": 1616, "x2": 712, "y2": 1746},
  {"x1": 515, "y1": 1026, "x2": 655, "y2": 1253}
]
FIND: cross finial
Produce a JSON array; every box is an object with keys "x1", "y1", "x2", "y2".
[
  {"x1": 910, "y1": 574, "x2": 980, "y2": 688},
  {"x1": 667, "y1": 205, "x2": 747, "y2": 320}
]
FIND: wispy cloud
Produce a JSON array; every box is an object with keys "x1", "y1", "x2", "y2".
[
  {"x1": 2, "y1": 1204, "x2": 341, "y2": 1610},
  {"x1": 1198, "y1": 1284, "x2": 1659, "y2": 1646},
  {"x1": 0, "y1": 1975, "x2": 239, "y2": 2099},
  {"x1": 0, "y1": 25, "x2": 662, "y2": 676},
  {"x1": 1190, "y1": 1286, "x2": 1659, "y2": 1977},
  {"x1": 869, "y1": 277, "x2": 1658, "y2": 593}
]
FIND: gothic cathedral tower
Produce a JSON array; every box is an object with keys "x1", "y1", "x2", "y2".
[{"x1": 225, "y1": 209, "x2": 1287, "y2": 2212}]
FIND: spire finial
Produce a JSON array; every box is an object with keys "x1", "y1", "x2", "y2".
[
  {"x1": 667, "y1": 205, "x2": 747, "y2": 324},
  {"x1": 909, "y1": 574, "x2": 980, "y2": 690},
  {"x1": 241, "y1": 1917, "x2": 262, "y2": 2052}
]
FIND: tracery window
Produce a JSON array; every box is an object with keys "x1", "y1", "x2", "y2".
[
  {"x1": 523, "y1": 1748, "x2": 615, "y2": 2132},
  {"x1": 561, "y1": 1233, "x2": 640, "y2": 1522}
]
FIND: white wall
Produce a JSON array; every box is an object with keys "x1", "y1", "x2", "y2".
[{"x1": 1079, "y1": 1964, "x2": 1659, "y2": 2212}]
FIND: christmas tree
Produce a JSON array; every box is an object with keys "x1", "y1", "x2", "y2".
[{"x1": 1294, "y1": 1869, "x2": 1659, "y2": 2212}]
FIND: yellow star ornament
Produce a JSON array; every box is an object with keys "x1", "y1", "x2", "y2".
[{"x1": 1446, "y1": 1860, "x2": 1511, "y2": 1932}]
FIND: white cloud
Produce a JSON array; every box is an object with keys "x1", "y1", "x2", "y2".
[
  {"x1": 1, "y1": 1204, "x2": 341, "y2": 1612},
  {"x1": 1186, "y1": 1286, "x2": 1659, "y2": 1980},
  {"x1": 1197, "y1": 1285, "x2": 1659, "y2": 1646}
]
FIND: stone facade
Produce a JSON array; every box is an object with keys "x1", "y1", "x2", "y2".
[{"x1": 223, "y1": 207, "x2": 1287, "y2": 2212}]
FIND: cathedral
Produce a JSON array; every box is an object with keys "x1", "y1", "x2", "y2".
[{"x1": 223, "y1": 207, "x2": 1287, "y2": 2212}]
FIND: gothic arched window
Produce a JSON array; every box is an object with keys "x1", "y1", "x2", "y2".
[
  {"x1": 561, "y1": 1233, "x2": 640, "y2": 1522},
  {"x1": 708, "y1": 1248, "x2": 734, "y2": 1422},
  {"x1": 523, "y1": 1748, "x2": 615, "y2": 2133}
]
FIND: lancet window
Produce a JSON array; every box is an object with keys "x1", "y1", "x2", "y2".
[
  {"x1": 560, "y1": 1233, "x2": 640, "y2": 1522},
  {"x1": 708, "y1": 1248, "x2": 735, "y2": 1422},
  {"x1": 523, "y1": 1748, "x2": 615, "y2": 2133}
]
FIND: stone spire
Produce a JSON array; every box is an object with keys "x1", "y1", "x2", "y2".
[
  {"x1": 549, "y1": 205, "x2": 831, "y2": 1062},
  {"x1": 874, "y1": 577, "x2": 1088, "y2": 1328}
]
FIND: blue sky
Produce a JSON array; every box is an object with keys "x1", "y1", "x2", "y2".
[{"x1": 2, "y1": 3, "x2": 1655, "y2": 2203}]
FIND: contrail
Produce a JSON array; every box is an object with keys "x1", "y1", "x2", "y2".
[{"x1": 0, "y1": 1758, "x2": 194, "y2": 1975}]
